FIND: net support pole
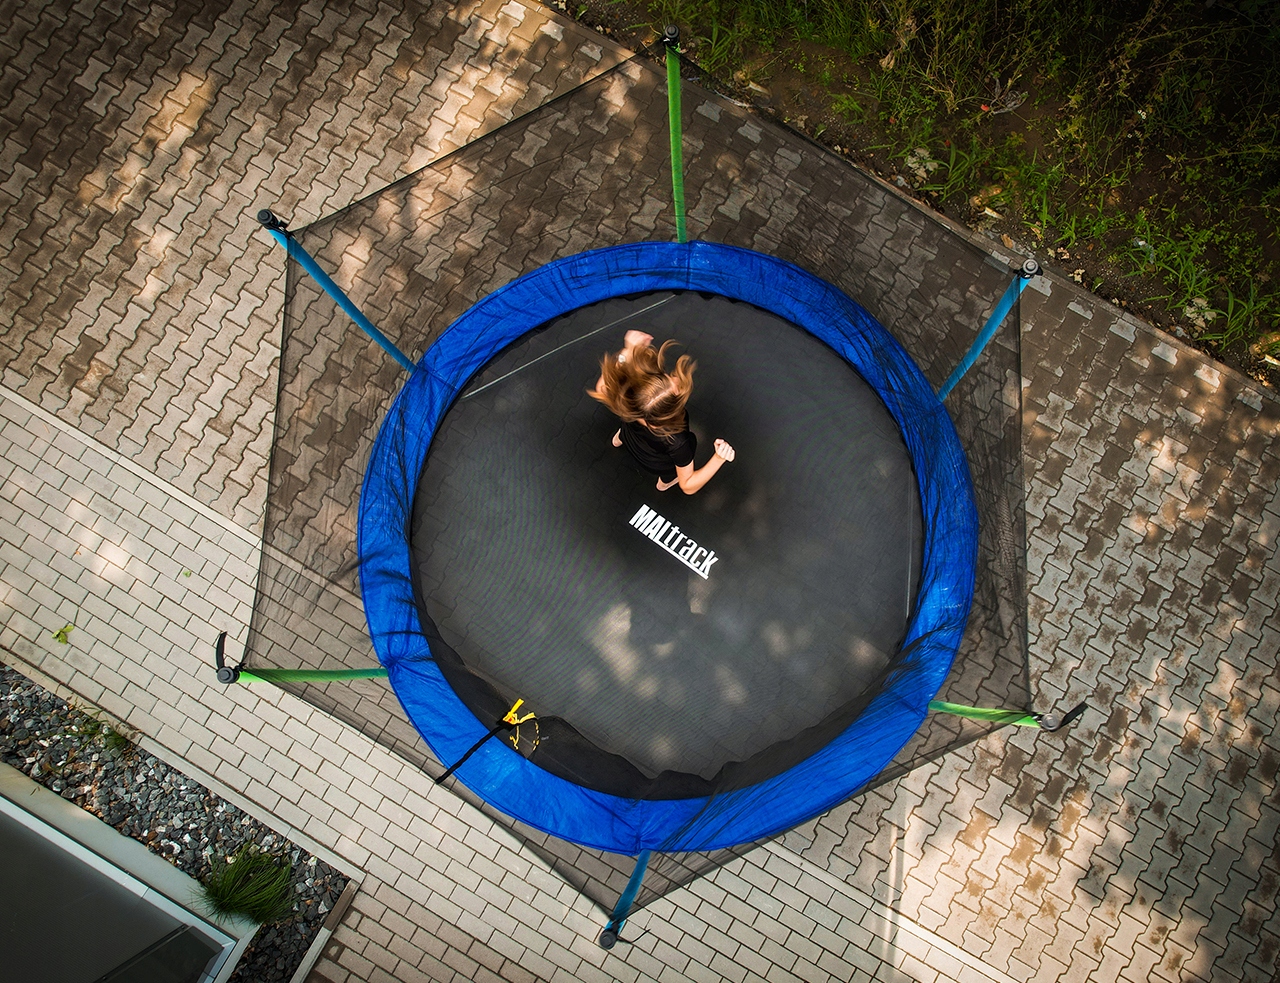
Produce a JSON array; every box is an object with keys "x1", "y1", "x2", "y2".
[
  {"x1": 214, "y1": 631, "x2": 389, "y2": 685},
  {"x1": 937, "y1": 258, "x2": 1041, "y2": 400},
  {"x1": 928, "y1": 699, "x2": 1087, "y2": 732},
  {"x1": 662, "y1": 26, "x2": 688, "y2": 244},
  {"x1": 235, "y1": 668, "x2": 389, "y2": 683},
  {"x1": 256, "y1": 208, "x2": 416, "y2": 373},
  {"x1": 599, "y1": 849, "x2": 651, "y2": 949}
]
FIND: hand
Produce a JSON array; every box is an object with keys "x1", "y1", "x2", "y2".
[
  {"x1": 713, "y1": 439, "x2": 735, "y2": 462},
  {"x1": 623, "y1": 330, "x2": 654, "y2": 351}
]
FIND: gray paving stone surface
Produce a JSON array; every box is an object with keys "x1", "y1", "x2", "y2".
[
  {"x1": 784, "y1": 292, "x2": 1280, "y2": 983},
  {"x1": 0, "y1": 0, "x2": 625, "y2": 529},
  {"x1": 1, "y1": 0, "x2": 1278, "y2": 981}
]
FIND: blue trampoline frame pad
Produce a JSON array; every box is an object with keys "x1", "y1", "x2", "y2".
[{"x1": 358, "y1": 241, "x2": 978, "y2": 854}]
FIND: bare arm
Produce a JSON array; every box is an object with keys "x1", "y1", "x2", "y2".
[
  {"x1": 676, "y1": 439, "x2": 735, "y2": 495},
  {"x1": 622, "y1": 329, "x2": 654, "y2": 353},
  {"x1": 595, "y1": 331, "x2": 655, "y2": 393}
]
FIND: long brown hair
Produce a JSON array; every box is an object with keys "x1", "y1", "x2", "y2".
[{"x1": 590, "y1": 340, "x2": 696, "y2": 437}]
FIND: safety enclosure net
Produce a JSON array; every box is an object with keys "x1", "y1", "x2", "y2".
[{"x1": 244, "y1": 54, "x2": 1027, "y2": 914}]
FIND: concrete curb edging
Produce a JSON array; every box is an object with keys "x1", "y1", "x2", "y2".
[
  {"x1": 0, "y1": 760, "x2": 255, "y2": 983},
  {"x1": 288, "y1": 880, "x2": 360, "y2": 983}
]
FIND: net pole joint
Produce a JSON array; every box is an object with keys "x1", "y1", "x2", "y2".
[
  {"x1": 257, "y1": 208, "x2": 289, "y2": 234},
  {"x1": 254, "y1": 207, "x2": 417, "y2": 373},
  {"x1": 599, "y1": 849, "x2": 652, "y2": 949},
  {"x1": 1036, "y1": 700, "x2": 1088, "y2": 732}
]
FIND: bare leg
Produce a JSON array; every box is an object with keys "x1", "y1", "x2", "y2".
[
  {"x1": 656, "y1": 476, "x2": 678, "y2": 491},
  {"x1": 611, "y1": 429, "x2": 623, "y2": 448}
]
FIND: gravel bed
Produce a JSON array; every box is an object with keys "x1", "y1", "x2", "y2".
[{"x1": 0, "y1": 661, "x2": 349, "y2": 982}]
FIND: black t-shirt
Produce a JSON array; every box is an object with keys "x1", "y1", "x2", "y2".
[{"x1": 620, "y1": 417, "x2": 696, "y2": 478}]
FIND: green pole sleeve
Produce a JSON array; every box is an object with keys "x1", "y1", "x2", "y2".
[
  {"x1": 927, "y1": 700, "x2": 1041, "y2": 727},
  {"x1": 237, "y1": 667, "x2": 390, "y2": 684},
  {"x1": 666, "y1": 44, "x2": 688, "y2": 244}
]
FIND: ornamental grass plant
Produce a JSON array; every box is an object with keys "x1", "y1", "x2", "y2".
[{"x1": 200, "y1": 845, "x2": 295, "y2": 925}]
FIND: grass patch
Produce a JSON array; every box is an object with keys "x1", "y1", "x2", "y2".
[
  {"x1": 634, "y1": 0, "x2": 1280, "y2": 359},
  {"x1": 201, "y1": 845, "x2": 294, "y2": 924}
]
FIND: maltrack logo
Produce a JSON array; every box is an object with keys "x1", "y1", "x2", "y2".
[{"x1": 628, "y1": 504, "x2": 719, "y2": 579}]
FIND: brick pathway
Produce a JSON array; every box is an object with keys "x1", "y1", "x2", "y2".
[
  {"x1": 1, "y1": 1, "x2": 1277, "y2": 982},
  {"x1": 2, "y1": 386, "x2": 1023, "y2": 983}
]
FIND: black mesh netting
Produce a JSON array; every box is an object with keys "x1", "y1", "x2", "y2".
[{"x1": 244, "y1": 54, "x2": 1027, "y2": 916}]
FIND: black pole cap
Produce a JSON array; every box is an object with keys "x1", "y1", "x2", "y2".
[
  {"x1": 214, "y1": 631, "x2": 241, "y2": 684},
  {"x1": 598, "y1": 928, "x2": 619, "y2": 949},
  {"x1": 661, "y1": 24, "x2": 679, "y2": 46},
  {"x1": 1039, "y1": 700, "x2": 1087, "y2": 732},
  {"x1": 257, "y1": 208, "x2": 288, "y2": 233}
]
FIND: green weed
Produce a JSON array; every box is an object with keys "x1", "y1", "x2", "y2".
[
  {"x1": 1203, "y1": 282, "x2": 1277, "y2": 349},
  {"x1": 870, "y1": 69, "x2": 941, "y2": 137},
  {"x1": 1124, "y1": 211, "x2": 1214, "y2": 310},
  {"x1": 922, "y1": 136, "x2": 993, "y2": 203},
  {"x1": 831, "y1": 92, "x2": 870, "y2": 125},
  {"x1": 996, "y1": 148, "x2": 1066, "y2": 237},
  {"x1": 1055, "y1": 197, "x2": 1119, "y2": 249},
  {"x1": 103, "y1": 725, "x2": 134, "y2": 757},
  {"x1": 698, "y1": 20, "x2": 746, "y2": 74}
]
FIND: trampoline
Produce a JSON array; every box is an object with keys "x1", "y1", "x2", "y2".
[{"x1": 360, "y1": 240, "x2": 978, "y2": 854}]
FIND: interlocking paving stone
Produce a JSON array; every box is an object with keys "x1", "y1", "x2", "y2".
[
  {"x1": 783, "y1": 289, "x2": 1280, "y2": 983},
  {"x1": 2, "y1": 0, "x2": 1279, "y2": 981},
  {"x1": 0, "y1": 0, "x2": 627, "y2": 529}
]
